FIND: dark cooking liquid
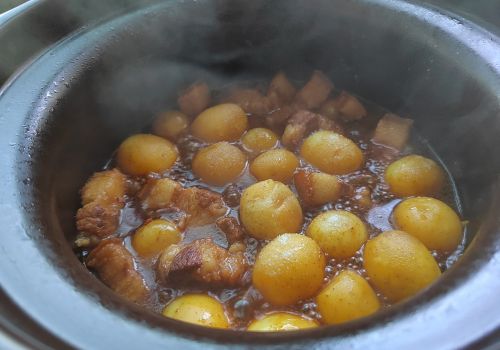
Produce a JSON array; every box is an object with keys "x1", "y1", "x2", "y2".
[{"x1": 77, "y1": 90, "x2": 465, "y2": 330}]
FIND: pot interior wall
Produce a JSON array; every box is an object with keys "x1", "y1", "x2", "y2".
[{"x1": 11, "y1": 0, "x2": 500, "y2": 347}]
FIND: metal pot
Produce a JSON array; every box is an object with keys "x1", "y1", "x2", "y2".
[{"x1": 0, "y1": 1, "x2": 499, "y2": 348}]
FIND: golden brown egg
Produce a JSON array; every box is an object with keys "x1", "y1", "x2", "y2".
[
  {"x1": 364, "y1": 230, "x2": 441, "y2": 302},
  {"x1": 240, "y1": 180, "x2": 303, "y2": 240},
  {"x1": 249, "y1": 149, "x2": 299, "y2": 183},
  {"x1": 385, "y1": 155, "x2": 445, "y2": 197},
  {"x1": 117, "y1": 134, "x2": 178, "y2": 176},
  {"x1": 247, "y1": 312, "x2": 318, "y2": 331},
  {"x1": 253, "y1": 233, "x2": 325, "y2": 305},
  {"x1": 307, "y1": 210, "x2": 367, "y2": 259},
  {"x1": 300, "y1": 130, "x2": 363, "y2": 175},
  {"x1": 393, "y1": 197, "x2": 462, "y2": 251},
  {"x1": 192, "y1": 142, "x2": 247, "y2": 186},
  {"x1": 132, "y1": 219, "x2": 181, "y2": 257},
  {"x1": 241, "y1": 128, "x2": 278, "y2": 154},
  {"x1": 152, "y1": 110, "x2": 190, "y2": 141},
  {"x1": 162, "y1": 294, "x2": 229, "y2": 328},
  {"x1": 191, "y1": 103, "x2": 248, "y2": 142},
  {"x1": 316, "y1": 270, "x2": 380, "y2": 324}
]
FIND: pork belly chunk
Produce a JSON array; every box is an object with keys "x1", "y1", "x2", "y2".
[
  {"x1": 372, "y1": 113, "x2": 414, "y2": 150},
  {"x1": 76, "y1": 169, "x2": 126, "y2": 242},
  {"x1": 282, "y1": 110, "x2": 343, "y2": 149},
  {"x1": 157, "y1": 239, "x2": 247, "y2": 287},
  {"x1": 87, "y1": 238, "x2": 149, "y2": 303},
  {"x1": 139, "y1": 178, "x2": 228, "y2": 226},
  {"x1": 295, "y1": 71, "x2": 334, "y2": 109}
]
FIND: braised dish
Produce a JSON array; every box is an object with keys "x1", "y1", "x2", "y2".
[{"x1": 74, "y1": 70, "x2": 465, "y2": 331}]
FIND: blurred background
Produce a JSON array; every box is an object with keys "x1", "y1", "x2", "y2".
[{"x1": 1, "y1": 1, "x2": 26, "y2": 12}]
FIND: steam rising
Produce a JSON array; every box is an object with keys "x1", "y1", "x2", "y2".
[{"x1": 2, "y1": 0, "x2": 500, "y2": 224}]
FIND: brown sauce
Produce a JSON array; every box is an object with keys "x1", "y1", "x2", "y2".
[{"x1": 75, "y1": 77, "x2": 465, "y2": 330}]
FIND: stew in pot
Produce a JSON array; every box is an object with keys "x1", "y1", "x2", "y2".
[{"x1": 74, "y1": 70, "x2": 465, "y2": 331}]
